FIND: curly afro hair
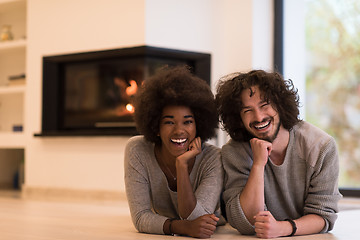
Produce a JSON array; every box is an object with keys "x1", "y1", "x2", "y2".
[
  {"x1": 133, "y1": 65, "x2": 218, "y2": 144},
  {"x1": 215, "y1": 69, "x2": 301, "y2": 142}
]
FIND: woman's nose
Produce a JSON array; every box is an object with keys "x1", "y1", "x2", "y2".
[{"x1": 173, "y1": 123, "x2": 185, "y2": 134}]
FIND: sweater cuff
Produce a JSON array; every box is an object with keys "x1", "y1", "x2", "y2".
[
  {"x1": 186, "y1": 202, "x2": 209, "y2": 221},
  {"x1": 158, "y1": 216, "x2": 168, "y2": 235},
  {"x1": 227, "y1": 193, "x2": 255, "y2": 235}
]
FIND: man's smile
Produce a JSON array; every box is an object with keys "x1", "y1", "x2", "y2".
[{"x1": 253, "y1": 120, "x2": 271, "y2": 130}]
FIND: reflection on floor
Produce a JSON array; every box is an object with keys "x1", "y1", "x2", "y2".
[
  {"x1": 0, "y1": 189, "x2": 359, "y2": 240},
  {"x1": 1, "y1": 189, "x2": 358, "y2": 210}
]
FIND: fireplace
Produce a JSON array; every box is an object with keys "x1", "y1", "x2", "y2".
[{"x1": 36, "y1": 45, "x2": 211, "y2": 136}]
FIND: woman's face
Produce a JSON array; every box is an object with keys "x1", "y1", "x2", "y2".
[{"x1": 158, "y1": 105, "x2": 197, "y2": 158}]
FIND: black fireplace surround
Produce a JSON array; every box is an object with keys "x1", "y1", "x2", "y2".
[{"x1": 36, "y1": 45, "x2": 211, "y2": 136}]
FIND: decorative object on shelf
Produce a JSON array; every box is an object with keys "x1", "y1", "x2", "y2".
[
  {"x1": 8, "y1": 73, "x2": 26, "y2": 86},
  {"x1": 12, "y1": 124, "x2": 23, "y2": 132},
  {"x1": 0, "y1": 25, "x2": 14, "y2": 41}
]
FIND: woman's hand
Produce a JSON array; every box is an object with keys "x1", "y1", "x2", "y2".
[
  {"x1": 174, "y1": 214, "x2": 219, "y2": 238},
  {"x1": 176, "y1": 137, "x2": 202, "y2": 166}
]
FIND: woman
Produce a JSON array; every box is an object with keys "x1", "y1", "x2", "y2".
[{"x1": 124, "y1": 66, "x2": 223, "y2": 238}]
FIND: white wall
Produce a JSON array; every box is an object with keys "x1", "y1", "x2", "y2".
[
  {"x1": 145, "y1": 0, "x2": 214, "y2": 53},
  {"x1": 252, "y1": 0, "x2": 273, "y2": 71},
  {"x1": 24, "y1": 0, "x2": 272, "y2": 196},
  {"x1": 25, "y1": 0, "x2": 146, "y2": 193}
]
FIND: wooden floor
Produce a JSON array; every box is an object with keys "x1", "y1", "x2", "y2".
[{"x1": 0, "y1": 191, "x2": 359, "y2": 240}]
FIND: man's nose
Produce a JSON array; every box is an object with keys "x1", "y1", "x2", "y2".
[{"x1": 253, "y1": 108, "x2": 264, "y2": 122}]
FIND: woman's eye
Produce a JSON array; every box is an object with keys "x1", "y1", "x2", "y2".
[
  {"x1": 163, "y1": 121, "x2": 174, "y2": 125},
  {"x1": 184, "y1": 120, "x2": 193, "y2": 125}
]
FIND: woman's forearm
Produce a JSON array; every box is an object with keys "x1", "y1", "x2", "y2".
[{"x1": 176, "y1": 161, "x2": 197, "y2": 219}]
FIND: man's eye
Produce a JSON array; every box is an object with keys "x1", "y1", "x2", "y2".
[
  {"x1": 261, "y1": 103, "x2": 269, "y2": 108},
  {"x1": 163, "y1": 121, "x2": 174, "y2": 125}
]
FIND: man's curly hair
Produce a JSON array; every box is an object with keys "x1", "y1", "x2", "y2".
[
  {"x1": 215, "y1": 69, "x2": 301, "y2": 142},
  {"x1": 133, "y1": 65, "x2": 218, "y2": 144}
]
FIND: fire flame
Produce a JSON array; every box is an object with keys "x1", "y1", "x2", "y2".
[
  {"x1": 126, "y1": 103, "x2": 135, "y2": 113},
  {"x1": 126, "y1": 80, "x2": 138, "y2": 96}
]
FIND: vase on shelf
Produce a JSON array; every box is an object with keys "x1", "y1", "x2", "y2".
[{"x1": 1, "y1": 25, "x2": 14, "y2": 41}]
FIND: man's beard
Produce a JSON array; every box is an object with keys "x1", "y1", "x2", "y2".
[{"x1": 250, "y1": 117, "x2": 281, "y2": 143}]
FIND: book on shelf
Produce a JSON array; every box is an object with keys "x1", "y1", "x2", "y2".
[{"x1": 7, "y1": 73, "x2": 26, "y2": 86}]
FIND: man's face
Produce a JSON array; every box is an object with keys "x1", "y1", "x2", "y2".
[{"x1": 239, "y1": 86, "x2": 281, "y2": 142}]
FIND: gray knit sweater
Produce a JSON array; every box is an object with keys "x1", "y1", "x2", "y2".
[
  {"x1": 124, "y1": 136, "x2": 223, "y2": 235},
  {"x1": 222, "y1": 121, "x2": 342, "y2": 235}
]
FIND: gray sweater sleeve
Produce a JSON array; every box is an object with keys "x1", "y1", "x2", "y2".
[
  {"x1": 124, "y1": 137, "x2": 167, "y2": 234},
  {"x1": 303, "y1": 137, "x2": 342, "y2": 232},
  {"x1": 186, "y1": 144, "x2": 223, "y2": 220},
  {"x1": 221, "y1": 140, "x2": 255, "y2": 234}
]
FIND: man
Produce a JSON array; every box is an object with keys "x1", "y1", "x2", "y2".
[{"x1": 215, "y1": 70, "x2": 342, "y2": 238}]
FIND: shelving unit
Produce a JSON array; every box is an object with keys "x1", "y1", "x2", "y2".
[
  {"x1": 0, "y1": 0, "x2": 26, "y2": 189},
  {"x1": 0, "y1": 0, "x2": 26, "y2": 133}
]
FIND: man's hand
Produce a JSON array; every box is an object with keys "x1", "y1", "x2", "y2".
[
  {"x1": 250, "y1": 138, "x2": 272, "y2": 167},
  {"x1": 253, "y1": 211, "x2": 290, "y2": 238}
]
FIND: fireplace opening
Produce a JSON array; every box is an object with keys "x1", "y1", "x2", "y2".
[{"x1": 36, "y1": 45, "x2": 211, "y2": 136}]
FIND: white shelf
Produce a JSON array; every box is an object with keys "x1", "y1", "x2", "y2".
[
  {"x1": 0, "y1": 0, "x2": 25, "y2": 12},
  {"x1": 0, "y1": 132, "x2": 25, "y2": 148},
  {"x1": 0, "y1": 39, "x2": 26, "y2": 51},
  {"x1": 0, "y1": 0, "x2": 24, "y2": 4},
  {"x1": 0, "y1": 85, "x2": 25, "y2": 94}
]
